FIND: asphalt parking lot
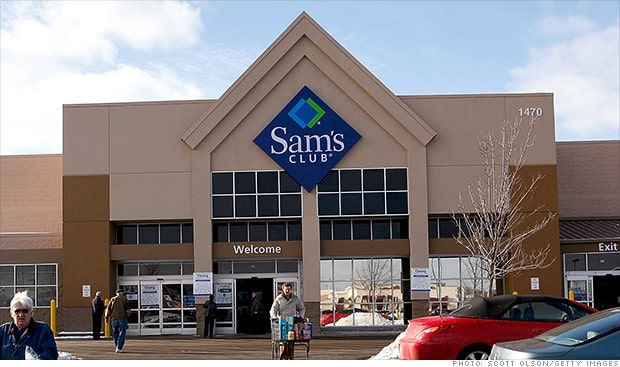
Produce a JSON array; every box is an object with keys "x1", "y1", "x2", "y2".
[{"x1": 56, "y1": 334, "x2": 400, "y2": 360}]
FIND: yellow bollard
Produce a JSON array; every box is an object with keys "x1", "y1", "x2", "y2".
[
  {"x1": 104, "y1": 298, "x2": 111, "y2": 338},
  {"x1": 569, "y1": 289, "x2": 575, "y2": 301},
  {"x1": 50, "y1": 299, "x2": 57, "y2": 337},
  {"x1": 512, "y1": 291, "x2": 518, "y2": 295}
]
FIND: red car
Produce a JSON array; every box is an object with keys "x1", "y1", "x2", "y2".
[{"x1": 398, "y1": 294, "x2": 598, "y2": 360}]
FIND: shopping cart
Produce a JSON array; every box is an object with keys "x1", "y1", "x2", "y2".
[{"x1": 270, "y1": 318, "x2": 311, "y2": 360}]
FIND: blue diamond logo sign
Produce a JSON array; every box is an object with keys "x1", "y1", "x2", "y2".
[{"x1": 254, "y1": 86, "x2": 362, "y2": 192}]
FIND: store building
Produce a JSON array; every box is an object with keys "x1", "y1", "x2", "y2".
[
  {"x1": 2, "y1": 13, "x2": 618, "y2": 337},
  {"x1": 557, "y1": 141, "x2": 620, "y2": 310}
]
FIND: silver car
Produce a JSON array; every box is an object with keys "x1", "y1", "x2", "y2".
[{"x1": 489, "y1": 307, "x2": 620, "y2": 360}]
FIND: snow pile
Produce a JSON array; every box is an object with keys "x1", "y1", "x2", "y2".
[
  {"x1": 369, "y1": 331, "x2": 405, "y2": 360},
  {"x1": 333, "y1": 312, "x2": 395, "y2": 326},
  {"x1": 58, "y1": 351, "x2": 80, "y2": 360}
]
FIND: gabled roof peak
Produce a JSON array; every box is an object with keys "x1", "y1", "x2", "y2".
[{"x1": 182, "y1": 12, "x2": 435, "y2": 151}]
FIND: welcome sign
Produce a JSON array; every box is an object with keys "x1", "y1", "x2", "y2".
[{"x1": 254, "y1": 86, "x2": 361, "y2": 192}]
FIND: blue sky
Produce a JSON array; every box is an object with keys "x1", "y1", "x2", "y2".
[{"x1": 1, "y1": 0, "x2": 618, "y2": 155}]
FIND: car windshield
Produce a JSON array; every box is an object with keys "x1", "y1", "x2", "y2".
[{"x1": 535, "y1": 308, "x2": 620, "y2": 346}]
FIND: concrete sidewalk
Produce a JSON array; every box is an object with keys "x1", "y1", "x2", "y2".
[{"x1": 56, "y1": 334, "x2": 400, "y2": 360}]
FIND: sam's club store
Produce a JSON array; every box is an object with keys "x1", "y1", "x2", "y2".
[{"x1": 54, "y1": 12, "x2": 585, "y2": 337}]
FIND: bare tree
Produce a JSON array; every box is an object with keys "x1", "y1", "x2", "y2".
[
  {"x1": 452, "y1": 117, "x2": 556, "y2": 296},
  {"x1": 353, "y1": 259, "x2": 392, "y2": 307}
]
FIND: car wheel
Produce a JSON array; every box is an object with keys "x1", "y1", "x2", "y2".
[{"x1": 458, "y1": 346, "x2": 491, "y2": 360}]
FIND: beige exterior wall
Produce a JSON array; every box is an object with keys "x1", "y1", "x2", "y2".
[
  {"x1": 557, "y1": 140, "x2": 620, "y2": 218},
  {"x1": 0, "y1": 154, "x2": 63, "y2": 237},
  {"x1": 403, "y1": 94, "x2": 556, "y2": 214}
]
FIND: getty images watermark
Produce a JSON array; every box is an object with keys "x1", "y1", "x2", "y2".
[{"x1": 452, "y1": 361, "x2": 619, "y2": 367}]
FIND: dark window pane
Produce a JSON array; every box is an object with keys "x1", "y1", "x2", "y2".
[
  {"x1": 588, "y1": 253, "x2": 620, "y2": 271},
  {"x1": 258, "y1": 195, "x2": 279, "y2": 217},
  {"x1": 280, "y1": 194, "x2": 301, "y2": 216},
  {"x1": 118, "y1": 225, "x2": 137, "y2": 244},
  {"x1": 234, "y1": 261, "x2": 275, "y2": 273},
  {"x1": 235, "y1": 195, "x2": 256, "y2": 217},
  {"x1": 372, "y1": 220, "x2": 391, "y2": 239},
  {"x1": 37, "y1": 287, "x2": 55, "y2": 307},
  {"x1": 387, "y1": 192, "x2": 408, "y2": 214},
  {"x1": 160, "y1": 224, "x2": 181, "y2": 243},
  {"x1": 182, "y1": 262, "x2": 194, "y2": 275},
  {"x1": 320, "y1": 221, "x2": 332, "y2": 240},
  {"x1": 439, "y1": 218, "x2": 459, "y2": 238},
  {"x1": 318, "y1": 170, "x2": 339, "y2": 192},
  {"x1": 257, "y1": 171, "x2": 278, "y2": 193},
  {"x1": 139, "y1": 225, "x2": 159, "y2": 244},
  {"x1": 230, "y1": 223, "x2": 248, "y2": 242},
  {"x1": 212, "y1": 173, "x2": 233, "y2": 194},
  {"x1": 36, "y1": 265, "x2": 56, "y2": 285},
  {"x1": 268, "y1": 222, "x2": 286, "y2": 241},
  {"x1": 215, "y1": 261, "x2": 232, "y2": 274},
  {"x1": 118, "y1": 263, "x2": 138, "y2": 277},
  {"x1": 182, "y1": 223, "x2": 193, "y2": 243},
  {"x1": 363, "y1": 169, "x2": 384, "y2": 191},
  {"x1": 235, "y1": 172, "x2": 256, "y2": 194},
  {"x1": 341, "y1": 193, "x2": 362, "y2": 215},
  {"x1": 386, "y1": 168, "x2": 407, "y2": 190},
  {"x1": 287, "y1": 221, "x2": 302, "y2": 241},
  {"x1": 353, "y1": 220, "x2": 371, "y2": 240},
  {"x1": 333, "y1": 221, "x2": 351, "y2": 240},
  {"x1": 0, "y1": 266, "x2": 14, "y2": 285},
  {"x1": 392, "y1": 219, "x2": 409, "y2": 239},
  {"x1": 249, "y1": 222, "x2": 267, "y2": 242},
  {"x1": 318, "y1": 193, "x2": 339, "y2": 215},
  {"x1": 280, "y1": 171, "x2": 301, "y2": 193},
  {"x1": 277, "y1": 260, "x2": 298, "y2": 273},
  {"x1": 213, "y1": 223, "x2": 229, "y2": 242},
  {"x1": 458, "y1": 218, "x2": 470, "y2": 237},
  {"x1": 428, "y1": 219, "x2": 438, "y2": 239},
  {"x1": 15, "y1": 266, "x2": 35, "y2": 285},
  {"x1": 564, "y1": 254, "x2": 586, "y2": 271},
  {"x1": 213, "y1": 196, "x2": 233, "y2": 218},
  {"x1": 364, "y1": 193, "x2": 385, "y2": 214},
  {"x1": 341, "y1": 170, "x2": 361, "y2": 191}
]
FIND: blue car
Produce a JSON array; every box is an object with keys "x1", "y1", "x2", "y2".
[{"x1": 489, "y1": 307, "x2": 620, "y2": 360}]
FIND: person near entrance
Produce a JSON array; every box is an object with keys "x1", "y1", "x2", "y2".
[
  {"x1": 203, "y1": 294, "x2": 218, "y2": 338},
  {"x1": 105, "y1": 289, "x2": 131, "y2": 353},
  {"x1": 269, "y1": 282, "x2": 306, "y2": 359},
  {"x1": 91, "y1": 290, "x2": 105, "y2": 340}
]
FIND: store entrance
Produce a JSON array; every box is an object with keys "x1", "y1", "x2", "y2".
[
  {"x1": 236, "y1": 277, "x2": 273, "y2": 334},
  {"x1": 593, "y1": 275, "x2": 620, "y2": 310}
]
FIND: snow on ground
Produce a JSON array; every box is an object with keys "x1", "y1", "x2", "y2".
[{"x1": 368, "y1": 331, "x2": 404, "y2": 360}]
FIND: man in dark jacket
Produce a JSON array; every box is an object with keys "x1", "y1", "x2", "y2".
[
  {"x1": 0, "y1": 291, "x2": 58, "y2": 360},
  {"x1": 203, "y1": 294, "x2": 218, "y2": 338},
  {"x1": 91, "y1": 291, "x2": 105, "y2": 340}
]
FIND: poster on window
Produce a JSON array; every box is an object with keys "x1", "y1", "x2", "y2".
[
  {"x1": 141, "y1": 284, "x2": 160, "y2": 308},
  {"x1": 215, "y1": 283, "x2": 233, "y2": 306},
  {"x1": 411, "y1": 267, "x2": 431, "y2": 292},
  {"x1": 193, "y1": 272, "x2": 213, "y2": 296}
]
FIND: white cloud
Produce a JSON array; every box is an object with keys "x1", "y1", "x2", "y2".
[
  {"x1": 0, "y1": 1, "x2": 205, "y2": 155},
  {"x1": 508, "y1": 18, "x2": 620, "y2": 141}
]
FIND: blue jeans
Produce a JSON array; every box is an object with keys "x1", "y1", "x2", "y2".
[{"x1": 111, "y1": 318, "x2": 128, "y2": 351}]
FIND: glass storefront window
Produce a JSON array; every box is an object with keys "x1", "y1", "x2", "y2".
[
  {"x1": 0, "y1": 264, "x2": 58, "y2": 308},
  {"x1": 430, "y1": 256, "x2": 490, "y2": 314},
  {"x1": 320, "y1": 258, "x2": 407, "y2": 327}
]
